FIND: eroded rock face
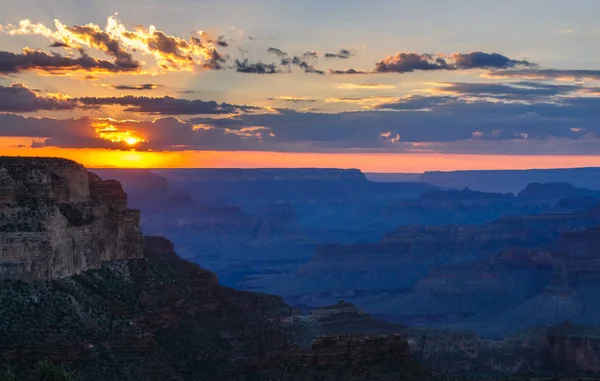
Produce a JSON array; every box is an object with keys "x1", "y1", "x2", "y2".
[{"x1": 0, "y1": 157, "x2": 143, "y2": 281}]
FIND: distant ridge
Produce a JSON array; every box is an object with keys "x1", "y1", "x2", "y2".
[{"x1": 367, "y1": 167, "x2": 600, "y2": 193}]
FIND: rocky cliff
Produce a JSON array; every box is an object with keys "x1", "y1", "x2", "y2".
[
  {"x1": 0, "y1": 236, "x2": 442, "y2": 380},
  {"x1": 0, "y1": 157, "x2": 439, "y2": 380},
  {"x1": 0, "y1": 157, "x2": 143, "y2": 281}
]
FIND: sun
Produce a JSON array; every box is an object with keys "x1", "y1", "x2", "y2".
[
  {"x1": 93, "y1": 120, "x2": 145, "y2": 147},
  {"x1": 124, "y1": 136, "x2": 142, "y2": 146}
]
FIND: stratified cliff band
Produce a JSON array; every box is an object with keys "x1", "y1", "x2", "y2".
[{"x1": 0, "y1": 157, "x2": 143, "y2": 281}]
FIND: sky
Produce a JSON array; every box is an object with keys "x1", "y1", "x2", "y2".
[{"x1": 2, "y1": 0, "x2": 600, "y2": 172}]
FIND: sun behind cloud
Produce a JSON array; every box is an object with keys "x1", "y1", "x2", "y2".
[{"x1": 93, "y1": 120, "x2": 145, "y2": 146}]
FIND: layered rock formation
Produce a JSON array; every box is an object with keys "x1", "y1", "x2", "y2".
[
  {"x1": 419, "y1": 167, "x2": 600, "y2": 193},
  {"x1": 0, "y1": 157, "x2": 143, "y2": 281},
  {"x1": 0, "y1": 157, "x2": 438, "y2": 380},
  {"x1": 0, "y1": 236, "x2": 440, "y2": 380},
  {"x1": 245, "y1": 206, "x2": 600, "y2": 335},
  {"x1": 305, "y1": 301, "x2": 600, "y2": 376}
]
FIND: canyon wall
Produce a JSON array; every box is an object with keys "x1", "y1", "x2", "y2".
[{"x1": 0, "y1": 157, "x2": 143, "y2": 281}]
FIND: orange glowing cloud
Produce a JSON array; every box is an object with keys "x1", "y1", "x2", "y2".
[
  {"x1": 1, "y1": 14, "x2": 227, "y2": 73},
  {"x1": 93, "y1": 119, "x2": 146, "y2": 146}
]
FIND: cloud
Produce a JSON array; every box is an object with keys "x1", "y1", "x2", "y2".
[
  {"x1": 0, "y1": 113, "x2": 272, "y2": 151},
  {"x1": 267, "y1": 47, "x2": 287, "y2": 57},
  {"x1": 328, "y1": 52, "x2": 535, "y2": 75},
  {"x1": 429, "y1": 81, "x2": 584, "y2": 101},
  {"x1": 329, "y1": 68, "x2": 370, "y2": 74},
  {"x1": 337, "y1": 83, "x2": 396, "y2": 89},
  {"x1": 374, "y1": 51, "x2": 534, "y2": 73},
  {"x1": 234, "y1": 59, "x2": 279, "y2": 74},
  {"x1": 1, "y1": 15, "x2": 227, "y2": 72},
  {"x1": 59, "y1": 24, "x2": 139, "y2": 70},
  {"x1": 0, "y1": 48, "x2": 140, "y2": 74},
  {"x1": 77, "y1": 95, "x2": 260, "y2": 115},
  {"x1": 0, "y1": 83, "x2": 78, "y2": 112},
  {"x1": 109, "y1": 84, "x2": 162, "y2": 90},
  {"x1": 324, "y1": 96, "x2": 397, "y2": 105},
  {"x1": 5, "y1": 89, "x2": 600, "y2": 154},
  {"x1": 450, "y1": 52, "x2": 534, "y2": 70},
  {"x1": 324, "y1": 49, "x2": 354, "y2": 59},
  {"x1": 267, "y1": 47, "x2": 324, "y2": 74},
  {"x1": 267, "y1": 96, "x2": 317, "y2": 103},
  {"x1": 484, "y1": 68, "x2": 600, "y2": 81},
  {"x1": 184, "y1": 93, "x2": 600, "y2": 154}
]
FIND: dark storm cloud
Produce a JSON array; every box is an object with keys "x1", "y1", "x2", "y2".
[
  {"x1": 0, "y1": 49, "x2": 141, "y2": 74},
  {"x1": 77, "y1": 95, "x2": 260, "y2": 115},
  {"x1": 324, "y1": 49, "x2": 355, "y2": 59},
  {"x1": 0, "y1": 83, "x2": 78, "y2": 112},
  {"x1": 110, "y1": 84, "x2": 163, "y2": 90}
]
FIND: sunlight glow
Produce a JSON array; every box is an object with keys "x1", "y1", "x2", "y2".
[{"x1": 93, "y1": 120, "x2": 145, "y2": 146}]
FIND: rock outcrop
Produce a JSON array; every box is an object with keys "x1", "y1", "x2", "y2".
[
  {"x1": 0, "y1": 157, "x2": 143, "y2": 281},
  {"x1": 0, "y1": 236, "x2": 438, "y2": 380}
]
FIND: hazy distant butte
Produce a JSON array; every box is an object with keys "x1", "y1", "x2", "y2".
[{"x1": 0, "y1": 157, "x2": 143, "y2": 281}]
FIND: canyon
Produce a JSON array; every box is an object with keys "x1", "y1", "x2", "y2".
[{"x1": 4, "y1": 158, "x2": 600, "y2": 379}]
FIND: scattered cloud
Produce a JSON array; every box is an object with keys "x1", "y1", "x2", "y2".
[
  {"x1": 267, "y1": 47, "x2": 324, "y2": 74},
  {"x1": 0, "y1": 113, "x2": 273, "y2": 151},
  {"x1": 0, "y1": 48, "x2": 140, "y2": 74},
  {"x1": 375, "y1": 51, "x2": 535, "y2": 73},
  {"x1": 324, "y1": 49, "x2": 354, "y2": 59},
  {"x1": 337, "y1": 83, "x2": 396, "y2": 89},
  {"x1": 324, "y1": 96, "x2": 397, "y2": 106},
  {"x1": 329, "y1": 68, "x2": 370, "y2": 74},
  {"x1": 267, "y1": 96, "x2": 317, "y2": 103},
  {"x1": 77, "y1": 95, "x2": 260, "y2": 115},
  {"x1": 484, "y1": 68, "x2": 600, "y2": 81},
  {"x1": 234, "y1": 59, "x2": 279, "y2": 74},
  {"x1": 0, "y1": 83, "x2": 78, "y2": 112},
  {"x1": 109, "y1": 84, "x2": 163, "y2": 90},
  {"x1": 0, "y1": 15, "x2": 228, "y2": 72},
  {"x1": 428, "y1": 81, "x2": 585, "y2": 101},
  {"x1": 4, "y1": 89, "x2": 600, "y2": 154}
]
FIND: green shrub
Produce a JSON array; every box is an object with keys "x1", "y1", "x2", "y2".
[
  {"x1": 33, "y1": 360, "x2": 76, "y2": 381},
  {"x1": 0, "y1": 367, "x2": 17, "y2": 381}
]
